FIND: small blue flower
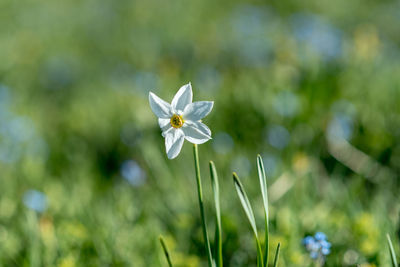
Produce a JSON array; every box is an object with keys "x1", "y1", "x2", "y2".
[
  {"x1": 315, "y1": 232, "x2": 327, "y2": 241},
  {"x1": 303, "y1": 232, "x2": 331, "y2": 263},
  {"x1": 302, "y1": 236, "x2": 314, "y2": 246},
  {"x1": 321, "y1": 247, "x2": 331, "y2": 256},
  {"x1": 320, "y1": 240, "x2": 331, "y2": 248}
]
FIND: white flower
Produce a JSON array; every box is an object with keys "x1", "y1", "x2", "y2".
[{"x1": 149, "y1": 83, "x2": 213, "y2": 159}]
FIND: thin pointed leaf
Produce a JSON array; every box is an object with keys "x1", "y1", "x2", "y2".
[
  {"x1": 210, "y1": 161, "x2": 223, "y2": 267},
  {"x1": 233, "y1": 172, "x2": 264, "y2": 267},
  {"x1": 233, "y1": 172, "x2": 258, "y2": 237},
  {"x1": 257, "y1": 155, "x2": 269, "y2": 265},
  {"x1": 273, "y1": 243, "x2": 281, "y2": 267},
  {"x1": 387, "y1": 234, "x2": 398, "y2": 267},
  {"x1": 159, "y1": 236, "x2": 173, "y2": 267}
]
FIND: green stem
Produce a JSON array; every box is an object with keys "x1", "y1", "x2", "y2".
[
  {"x1": 159, "y1": 236, "x2": 174, "y2": 267},
  {"x1": 264, "y1": 215, "x2": 269, "y2": 265},
  {"x1": 314, "y1": 258, "x2": 324, "y2": 267},
  {"x1": 210, "y1": 161, "x2": 223, "y2": 267},
  {"x1": 28, "y1": 211, "x2": 40, "y2": 267},
  {"x1": 387, "y1": 234, "x2": 398, "y2": 267},
  {"x1": 193, "y1": 144, "x2": 213, "y2": 267},
  {"x1": 256, "y1": 238, "x2": 264, "y2": 267}
]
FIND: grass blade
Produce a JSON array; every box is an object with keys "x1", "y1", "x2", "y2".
[
  {"x1": 257, "y1": 154, "x2": 269, "y2": 265},
  {"x1": 272, "y1": 243, "x2": 281, "y2": 267},
  {"x1": 233, "y1": 172, "x2": 264, "y2": 267},
  {"x1": 193, "y1": 144, "x2": 213, "y2": 267},
  {"x1": 159, "y1": 236, "x2": 173, "y2": 267},
  {"x1": 210, "y1": 161, "x2": 223, "y2": 267},
  {"x1": 387, "y1": 234, "x2": 398, "y2": 267},
  {"x1": 233, "y1": 172, "x2": 258, "y2": 236}
]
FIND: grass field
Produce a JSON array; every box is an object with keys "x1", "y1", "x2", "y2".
[{"x1": 0, "y1": 0, "x2": 399, "y2": 266}]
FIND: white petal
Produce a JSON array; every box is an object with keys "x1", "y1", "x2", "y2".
[
  {"x1": 171, "y1": 83, "x2": 192, "y2": 112},
  {"x1": 158, "y1": 118, "x2": 171, "y2": 132},
  {"x1": 183, "y1": 101, "x2": 214, "y2": 121},
  {"x1": 162, "y1": 126, "x2": 173, "y2": 137},
  {"x1": 185, "y1": 121, "x2": 211, "y2": 136},
  {"x1": 165, "y1": 129, "x2": 185, "y2": 159},
  {"x1": 149, "y1": 92, "x2": 173, "y2": 119},
  {"x1": 182, "y1": 122, "x2": 212, "y2": 144}
]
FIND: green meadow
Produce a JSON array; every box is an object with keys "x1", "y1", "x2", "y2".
[{"x1": 0, "y1": 0, "x2": 399, "y2": 266}]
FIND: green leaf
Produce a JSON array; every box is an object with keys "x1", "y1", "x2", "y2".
[
  {"x1": 273, "y1": 243, "x2": 281, "y2": 267},
  {"x1": 233, "y1": 172, "x2": 264, "y2": 267},
  {"x1": 159, "y1": 236, "x2": 173, "y2": 267},
  {"x1": 387, "y1": 234, "x2": 398, "y2": 267},
  {"x1": 257, "y1": 154, "x2": 269, "y2": 265},
  {"x1": 210, "y1": 161, "x2": 223, "y2": 267},
  {"x1": 233, "y1": 172, "x2": 258, "y2": 237}
]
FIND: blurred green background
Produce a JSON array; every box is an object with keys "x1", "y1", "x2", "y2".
[{"x1": 0, "y1": 0, "x2": 399, "y2": 266}]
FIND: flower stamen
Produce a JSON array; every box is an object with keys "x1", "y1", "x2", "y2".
[{"x1": 170, "y1": 114, "x2": 184, "y2": 128}]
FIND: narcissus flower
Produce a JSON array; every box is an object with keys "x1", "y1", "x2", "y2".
[{"x1": 149, "y1": 83, "x2": 213, "y2": 159}]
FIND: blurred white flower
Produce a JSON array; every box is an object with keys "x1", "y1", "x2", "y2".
[{"x1": 149, "y1": 83, "x2": 213, "y2": 159}]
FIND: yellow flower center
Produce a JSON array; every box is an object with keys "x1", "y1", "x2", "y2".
[{"x1": 170, "y1": 114, "x2": 184, "y2": 128}]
